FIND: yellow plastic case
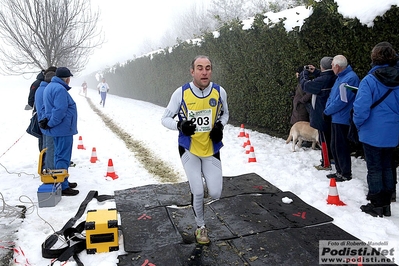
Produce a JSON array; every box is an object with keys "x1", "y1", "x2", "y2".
[
  {"x1": 38, "y1": 148, "x2": 68, "y2": 183},
  {"x1": 85, "y1": 209, "x2": 119, "y2": 254}
]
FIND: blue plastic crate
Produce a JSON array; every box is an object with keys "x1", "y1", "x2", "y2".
[{"x1": 37, "y1": 183, "x2": 61, "y2": 208}]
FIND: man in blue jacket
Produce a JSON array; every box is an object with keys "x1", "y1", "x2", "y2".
[
  {"x1": 324, "y1": 55, "x2": 360, "y2": 182},
  {"x1": 39, "y1": 67, "x2": 79, "y2": 196},
  {"x1": 353, "y1": 43, "x2": 399, "y2": 217}
]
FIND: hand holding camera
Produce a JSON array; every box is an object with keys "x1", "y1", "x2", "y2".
[{"x1": 303, "y1": 65, "x2": 315, "y2": 72}]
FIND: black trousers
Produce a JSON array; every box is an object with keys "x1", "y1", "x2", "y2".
[{"x1": 330, "y1": 123, "x2": 351, "y2": 177}]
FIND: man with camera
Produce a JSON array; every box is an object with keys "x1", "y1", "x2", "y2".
[{"x1": 300, "y1": 57, "x2": 337, "y2": 170}]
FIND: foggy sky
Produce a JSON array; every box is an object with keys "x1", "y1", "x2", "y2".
[{"x1": 83, "y1": 0, "x2": 211, "y2": 76}]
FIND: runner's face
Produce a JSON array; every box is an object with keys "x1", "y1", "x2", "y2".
[{"x1": 191, "y1": 58, "x2": 212, "y2": 89}]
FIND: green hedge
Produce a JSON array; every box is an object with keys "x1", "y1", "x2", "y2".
[{"x1": 84, "y1": 0, "x2": 399, "y2": 138}]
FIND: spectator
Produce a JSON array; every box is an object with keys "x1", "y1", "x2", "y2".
[
  {"x1": 97, "y1": 78, "x2": 110, "y2": 107},
  {"x1": 353, "y1": 42, "x2": 399, "y2": 217},
  {"x1": 290, "y1": 66, "x2": 312, "y2": 125},
  {"x1": 35, "y1": 67, "x2": 57, "y2": 170},
  {"x1": 324, "y1": 55, "x2": 360, "y2": 182},
  {"x1": 300, "y1": 57, "x2": 337, "y2": 170},
  {"x1": 161, "y1": 55, "x2": 229, "y2": 245},
  {"x1": 27, "y1": 70, "x2": 45, "y2": 111},
  {"x1": 40, "y1": 67, "x2": 79, "y2": 196},
  {"x1": 27, "y1": 70, "x2": 45, "y2": 151}
]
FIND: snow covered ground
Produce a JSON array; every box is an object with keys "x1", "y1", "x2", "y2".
[{"x1": 1, "y1": 85, "x2": 398, "y2": 265}]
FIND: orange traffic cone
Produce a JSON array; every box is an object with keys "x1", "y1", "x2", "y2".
[
  {"x1": 243, "y1": 133, "x2": 250, "y2": 148},
  {"x1": 245, "y1": 143, "x2": 252, "y2": 154},
  {"x1": 326, "y1": 178, "x2": 346, "y2": 206},
  {"x1": 90, "y1": 147, "x2": 98, "y2": 163},
  {"x1": 105, "y1": 159, "x2": 118, "y2": 180},
  {"x1": 238, "y1": 124, "x2": 245, "y2": 137},
  {"x1": 248, "y1": 146, "x2": 257, "y2": 163},
  {"x1": 77, "y1": 136, "x2": 86, "y2": 150}
]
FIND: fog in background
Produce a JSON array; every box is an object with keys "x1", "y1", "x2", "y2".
[
  {"x1": 83, "y1": 0, "x2": 303, "y2": 76},
  {"x1": 1, "y1": 0, "x2": 304, "y2": 90}
]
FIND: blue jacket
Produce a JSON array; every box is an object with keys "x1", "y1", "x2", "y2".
[
  {"x1": 42, "y1": 77, "x2": 78, "y2": 137},
  {"x1": 353, "y1": 65, "x2": 399, "y2": 147},
  {"x1": 300, "y1": 69, "x2": 337, "y2": 131},
  {"x1": 324, "y1": 65, "x2": 360, "y2": 125},
  {"x1": 34, "y1": 81, "x2": 48, "y2": 122}
]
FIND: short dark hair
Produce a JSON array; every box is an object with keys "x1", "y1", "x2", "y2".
[
  {"x1": 45, "y1": 71, "x2": 56, "y2": 82},
  {"x1": 371, "y1": 43, "x2": 399, "y2": 66},
  {"x1": 191, "y1": 55, "x2": 212, "y2": 70},
  {"x1": 44, "y1": 66, "x2": 57, "y2": 74}
]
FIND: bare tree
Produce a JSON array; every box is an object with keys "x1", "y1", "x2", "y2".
[
  {"x1": 209, "y1": 0, "x2": 251, "y2": 26},
  {"x1": 175, "y1": 2, "x2": 215, "y2": 40},
  {"x1": 157, "y1": 2, "x2": 215, "y2": 50},
  {"x1": 0, "y1": 0, "x2": 104, "y2": 75}
]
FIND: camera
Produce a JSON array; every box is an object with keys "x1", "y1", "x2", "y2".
[{"x1": 304, "y1": 65, "x2": 310, "y2": 70}]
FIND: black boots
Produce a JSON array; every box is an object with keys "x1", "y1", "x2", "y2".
[
  {"x1": 360, "y1": 203, "x2": 383, "y2": 217},
  {"x1": 361, "y1": 192, "x2": 392, "y2": 217},
  {"x1": 383, "y1": 205, "x2": 391, "y2": 217}
]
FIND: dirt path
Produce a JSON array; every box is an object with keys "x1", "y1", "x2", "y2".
[{"x1": 86, "y1": 97, "x2": 180, "y2": 184}]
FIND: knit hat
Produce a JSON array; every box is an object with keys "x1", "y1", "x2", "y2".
[
  {"x1": 320, "y1": 57, "x2": 333, "y2": 70},
  {"x1": 55, "y1": 67, "x2": 73, "y2": 78}
]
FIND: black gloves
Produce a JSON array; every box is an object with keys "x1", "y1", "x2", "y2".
[
  {"x1": 210, "y1": 121, "x2": 224, "y2": 143},
  {"x1": 39, "y1": 118, "x2": 50, "y2": 129},
  {"x1": 177, "y1": 120, "x2": 196, "y2": 136},
  {"x1": 177, "y1": 120, "x2": 224, "y2": 142}
]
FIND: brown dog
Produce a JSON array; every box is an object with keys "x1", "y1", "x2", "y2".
[{"x1": 286, "y1": 121, "x2": 319, "y2": 152}]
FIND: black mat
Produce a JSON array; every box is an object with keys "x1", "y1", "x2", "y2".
[
  {"x1": 117, "y1": 241, "x2": 246, "y2": 266},
  {"x1": 115, "y1": 173, "x2": 397, "y2": 265},
  {"x1": 231, "y1": 223, "x2": 396, "y2": 266},
  {"x1": 114, "y1": 185, "x2": 160, "y2": 212},
  {"x1": 166, "y1": 204, "x2": 234, "y2": 244},
  {"x1": 119, "y1": 207, "x2": 181, "y2": 252},
  {"x1": 254, "y1": 191, "x2": 334, "y2": 227},
  {"x1": 154, "y1": 182, "x2": 192, "y2": 206},
  {"x1": 114, "y1": 173, "x2": 281, "y2": 213},
  {"x1": 209, "y1": 195, "x2": 287, "y2": 236},
  {"x1": 221, "y1": 172, "x2": 281, "y2": 197}
]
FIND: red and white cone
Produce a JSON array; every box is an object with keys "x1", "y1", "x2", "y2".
[
  {"x1": 238, "y1": 124, "x2": 245, "y2": 137},
  {"x1": 326, "y1": 178, "x2": 346, "y2": 206},
  {"x1": 245, "y1": 143, "x2": 252, "y2": 154},
  {"x1": 248, "y1": 146, "x2": 257, "y2": 163},
  {"x1": 105, "y1": 159, "x2": 118, "y2": 180},
  {"x1": 90, "y1": 147, "x2": 98, "y2": 163},
  {"x1": 77, "y1": 136, "x2": 86, "y2": 150},
  {"x1": 243, "y1": 133, "x2": 250, "y2": 148}
]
